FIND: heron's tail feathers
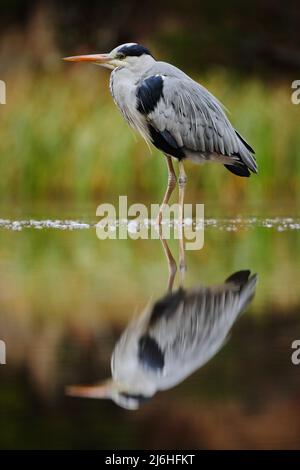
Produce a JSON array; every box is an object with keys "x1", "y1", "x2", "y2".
[
  {"x1": 225, "y1": 270, "x2": 258, "y2": 311},
  {"x1": 225, "y1": 270, "x2": 251, "y2": 285},
  {"x1": 225, "y1": 130, "x2": 258, "y2": 177},
  {"x1": 224, "y1": 162, "x2": 251, "y2": 177}
]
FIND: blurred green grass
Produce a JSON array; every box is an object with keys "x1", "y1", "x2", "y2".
[
  {"x1": 1, "y1": 67, "x2": 300, "y2": 210},
  {"x1": 0, "y1": 226, "x2": 299, "y2": 329}
]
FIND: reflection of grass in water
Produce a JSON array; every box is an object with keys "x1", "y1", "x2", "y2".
[
  {"x1": 1, "y1": 68, "x2": 300, "y2": 207},
  {"x1": 0, "y1": 227, "x2": 299, "y2": 330},
  {"x1": 0, "y1": 226, "x2": 299, "y2": 429}
]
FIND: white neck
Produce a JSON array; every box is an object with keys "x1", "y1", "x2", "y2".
[{"x1": 115, "y1": 54, "x2": 156, "y2": 80}]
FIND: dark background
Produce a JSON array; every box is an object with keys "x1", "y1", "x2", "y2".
[{"x1": 1, "y1": 0, "x2": 300, "y2": 77}]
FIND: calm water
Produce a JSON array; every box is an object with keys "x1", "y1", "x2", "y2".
[{"x1": 0, "y1": 210, "x2": 300, "y2": 449}]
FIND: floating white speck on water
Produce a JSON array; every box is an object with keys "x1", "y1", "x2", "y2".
[
  {"x1": 128, "y1": 221, "x2": 138, "y2": 233},
  {"x1": 184, "y1": 218, "x2": 193, "y2": 226}
]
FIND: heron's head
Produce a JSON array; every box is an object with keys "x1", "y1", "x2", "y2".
[
  {"x1": 66, "y1": 379, "x2": 153, "y2": 410},
  {"x1": 63, "y1": 43, "x2": 155, "y2": 71}
]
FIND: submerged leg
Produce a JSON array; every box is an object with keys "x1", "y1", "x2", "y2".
[
  {"x1": 178, "y1": 161, "x2": 187, "y2": 281},
  {"x1": 156, "y1": 156, "x2": 177, "y2": 225}
]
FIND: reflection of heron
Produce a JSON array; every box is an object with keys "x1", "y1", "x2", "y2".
[
  {"x1": 66, "y1": 270, "x2": 257, "y2": 410},
  {"x1": 64, "y1": 43, "x2": 257, "y2": 225}
]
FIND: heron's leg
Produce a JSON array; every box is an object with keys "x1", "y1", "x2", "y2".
[
  {"x1": 178, "y1": 161, "x2": 187, "y2": 280},
  {"x1": 156, "y1": 156, "x2": 177, "y2": 225},
  {"x1": 159, "y1": 226, "x2": 177, "y2": 292}
]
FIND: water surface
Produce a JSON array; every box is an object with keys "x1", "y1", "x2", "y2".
[{"x1": 0, "y1": 209, "x2": 299, "y2": 449}]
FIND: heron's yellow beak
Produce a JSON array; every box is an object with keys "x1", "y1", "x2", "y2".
[{"x1": 63, "y1": 53, "x2": 110, "y2": 64}]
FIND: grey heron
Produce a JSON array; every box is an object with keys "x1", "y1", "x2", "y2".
[
  {"x1": 64, "y1": 43, "x2": 258, "y2": 224},
  {"x1": 66, "y1": 270, "x2": 257, "y2": 410}
]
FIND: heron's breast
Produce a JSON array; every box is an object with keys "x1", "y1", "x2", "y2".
[{"x1": 110, "y1": 70, "x2": 148, "y2": 136}]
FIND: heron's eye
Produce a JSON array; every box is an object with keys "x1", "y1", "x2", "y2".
[{"x1": 117, "y1": 52, "x2": 126, "y2": 60}]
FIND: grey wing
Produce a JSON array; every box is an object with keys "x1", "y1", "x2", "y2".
[
  {"x1": 147, "y1": 272, "x2": 257, "y2": 390},
  {"x1": 137, "y1": 73, "x2": 257, "y2": 174}
]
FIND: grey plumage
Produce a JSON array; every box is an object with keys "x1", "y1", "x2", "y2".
[
  {"x1": 108, "y1": 43, "x2": 257, "y2": 176},
  {"x1": 64, "y1": 42, "x2": 257, "y2": 178},
  {"x1": 108, "y1": 270, "x2": 257, "y2": 409},
  {"x1": 66, "y1": 269, "x2": 257, "y2": 410}
]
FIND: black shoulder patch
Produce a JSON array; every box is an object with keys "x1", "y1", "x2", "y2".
[
  {"x1": 149, "y1": 288, "x2": 185, "y2": 327},
  {"x1": 148, "y1": 125, "x2": 185, "y2": 160},
  {"x1": 138, "y1": 335, "x2": 164, "y2": 371},
  {"x1": 118, "y1": 44, "x2": 152, "y2": 57},
  {"x1": 137, "y1": 75, "x2": 164, "y2": 115}
]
